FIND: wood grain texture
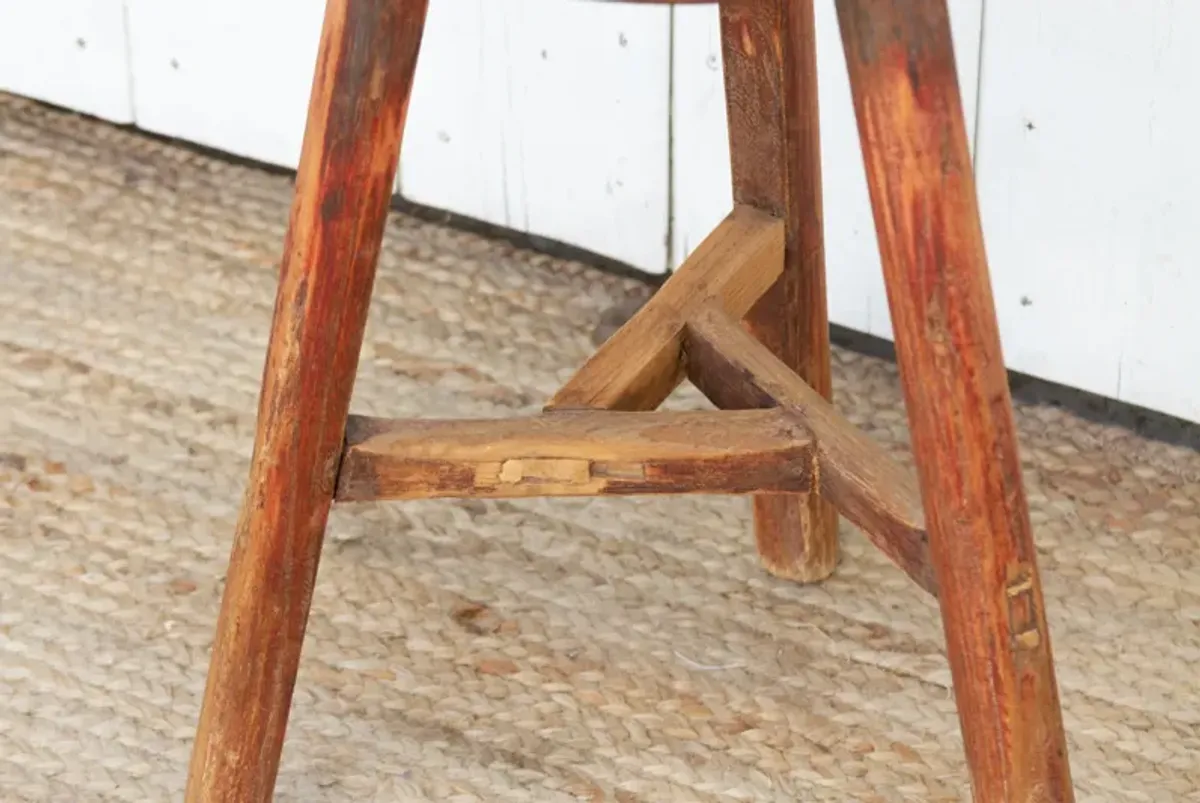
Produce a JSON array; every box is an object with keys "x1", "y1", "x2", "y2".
[
  {"x1": 685, "y1": 306, "x2": 936, "y2": 595},
  {"x1": 547, "y1": 204, "x2": 783, "y2": 411},
  {"x1": 834, "y1": 1, "x2": 1074, "y2": 800},
  {"x1": 185, "y1": 1, "x2": 430, "y2": 801},
  {"x1": 336, "y1": 408, "x2": 815, "y2": 501},
  {"x1": 718, "y1": 0, "x2": 838, "y2": 583}
]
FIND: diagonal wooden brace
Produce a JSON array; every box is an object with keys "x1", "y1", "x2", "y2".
[
  {"x1": 548, "y1": 204, "x2": 785, "y2": 411},
  {"x1": 684, "y1": 306, "x2": 936, "y2": 595}
]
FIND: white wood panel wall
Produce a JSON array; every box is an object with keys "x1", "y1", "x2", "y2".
[
  {"x1": 120, "y1": 0, "x2": 672, "y2": 273},
  {"x1": 2, "y1": 0, "x2": 1200, "y2": 424},
  {"x1": 0, "y1": 0, "x2": 134, "y2": 123},
  {"x1": 124, "y1": 0, "x2": 324, "y2": 170},
  {"x1": 975, "y1": 1, "x2": 1200, "y2": 423},
  {"x1": 402, "y1": 1, "x2": 509, "y2": 233},
  {"x1": 403, "y1": 1, "x2": 672, "y2": 272}
]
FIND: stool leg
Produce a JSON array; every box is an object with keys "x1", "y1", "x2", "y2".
[
  {"x1": 834, "y1": 2, "x2": 1074, "y2": 801},
  {"x1": 184, "y1": 1, "x2": 429, "y2": 800},
  {"x1": 718, "y1": 0, "x2": 838, "y2": 582}
]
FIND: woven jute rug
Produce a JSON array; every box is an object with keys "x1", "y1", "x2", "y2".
[{"x1": 1, "y1": 92, "x2": 1197, "y2": 802}]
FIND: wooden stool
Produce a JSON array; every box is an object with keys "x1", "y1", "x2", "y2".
[{"x1": 186, "y1": 1, "x2": 1075, "y2": 800}]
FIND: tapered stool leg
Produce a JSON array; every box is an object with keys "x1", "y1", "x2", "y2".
[
  {"x1": 185, "y1": 1, "x2": 429, "y2": 800},
  {"x1": 835, "y1": 1, "x2": 1074, "y2": 800},
  {"x1": 718, "y1": 0, "x2": 839, "y2": 582}
]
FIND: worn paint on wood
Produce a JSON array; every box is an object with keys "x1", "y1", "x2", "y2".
[
  {"x1": 185, "y1": 1, "x2": 430, "y2": 801},
  {"x1": 834, "y1": 1, "x2": 1073, "y2": 800}
]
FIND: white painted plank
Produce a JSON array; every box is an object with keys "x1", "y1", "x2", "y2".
[
  {"x1": 669, "y1": 8, "x2": 730, "y2": 273},
  {"x1": 974, "y1": 1, "x2": 1200, "y2": 422},
  {"x1": 403, "y1": 0, "x2": 681, "y2": 272},
  {"x1": 125, "y1": 0, "x2": 324, "y2": 169},
  {"x1": 0, "y1": 0, "x2": 134, "y2": 123},
  {"x1": 408, "y1": 0, "x2": 676, "y2": 272},
  {"x1": 125, "y1": 0, "x2": 670, "y2": 273},
  {"x1": 1119, "y1": 0, "x2": 1200, "y2": 424},
  {"x1": 401, "y1": 0, "x2": 508, "y2": 228},
  {"x1": 497, "y1": 0, "x2": 672, "y2": 273},
  {"x1": 127, "y1": 0, "x2": 497, "y2": 206},
  {"x1": 671, "y1": 1, "x2": 984, "y2": 341}
]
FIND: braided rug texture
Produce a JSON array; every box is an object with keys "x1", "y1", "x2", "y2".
[{"x1": 0, "y1": 92, "x2": 1197, "y2": 802}]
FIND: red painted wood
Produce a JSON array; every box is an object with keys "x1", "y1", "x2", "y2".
[
  {"x1": 834, "y1": 1, "x2": 1075, "y2": 800},
  {"x1": 184, "y1": 1, "x2": 430, "y2": 800}
]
